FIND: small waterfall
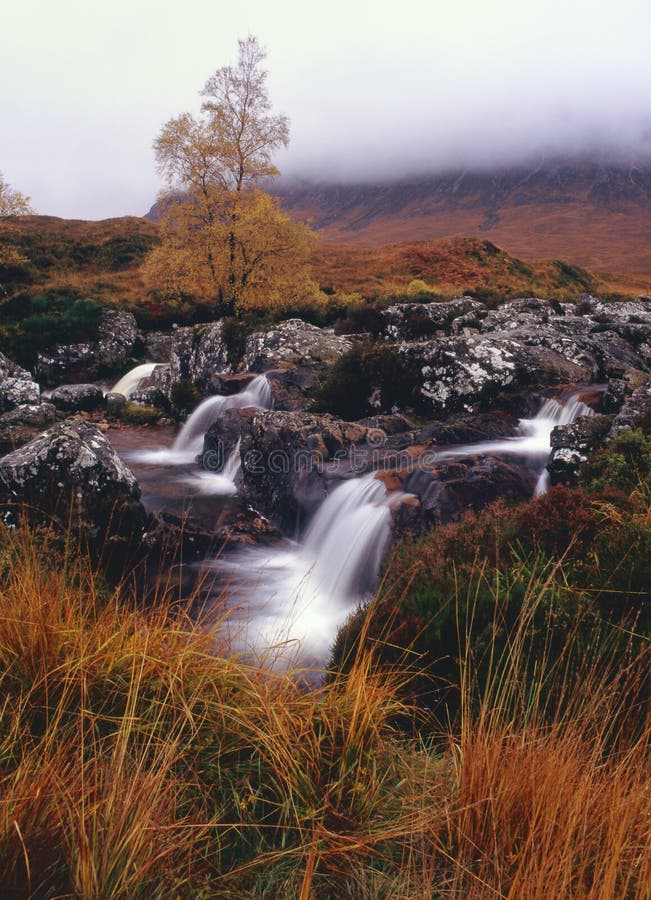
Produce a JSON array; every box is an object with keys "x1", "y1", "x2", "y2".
[
  {"x1": 110, "y1": 363, "x2": 157, "y2": 397},
  {"x1": 213, "y1": 474, "x2": 400, "y2": 662},
  {"x1": 183, "y1": 440, "x2": 242, "y2": 496},
  {"x1": 171, "y1": 375, "x2": 272, "y2": 461},
  {"x1": 435, "y1": 392, "x2": 595, "y2": 494},
  {"x1": 128, "y1": 374, "x2": 272, "y2": 465}
]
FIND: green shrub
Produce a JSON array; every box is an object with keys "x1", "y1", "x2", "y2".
[
  {"x1": 170, "y1": 379, "x2": 201, "y2": 417},
  {"x1": 310, "y1": 341, "x2": 420, "y2": 418},
  {"x1": 0, "y1": 290, "x2": 103, "y2": 366},
  {"x1": 119, "y1": 402, "x2": 162, "y2": 425}
]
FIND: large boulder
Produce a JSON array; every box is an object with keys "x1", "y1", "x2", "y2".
[
  {"x1": 0, "y1": 421, "x2": 146, "y2": 559},
  {"x1": 0, "y1": 376, "x2": 40, "y2": 413},
  {"x1": 381, "y1": 296, "x2": 486, "y2": 342},
  {"x1": 608, "y1": 377, "x2": 651, "y2": 437},
  {"x1": 243, "y1": 319, "x2": 352, "y2": 372},
  {"x1": 547, "y1": 414, "x2": 613, "y2": 485},
  {"x1": 35, "y1": 309, "x2": 139, "y2": 385},
  {"x1": 202, "y1": 408, "x2": 374, "y2": 531},
  {"x1": 50, "y1": 383, "x2": 104, "y2": 413},
  {"x1": 0, "y1": 350, "x2": 40, "y2": 413},
  {"x1": 169, "y1": 322, "x2": 231, "y2": 389},
  {"x1": 403, "y1": 456, "x2": 535, "y2": 527}
]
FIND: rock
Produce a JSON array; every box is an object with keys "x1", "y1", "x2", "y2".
[
  {"x1": 50, "y1": 383, "x2": 104, "y2": 413},
  {"x1": 358, "y1": 413, "x2": 414, "y2": 435},
  {"x1": 0, "y1": 350, "x2": 32, "y2": 383},
  {"x1": 403, "y1": 456, "x2": 535, "y2": 527},
  {"x1": 0, "y1": 403, "x2": 57, "y2": 455},
  {"x1": 243, "y1": 319, "x2": 352, "y2": 373},
  {"x1": 382, "y1": 296, "x2": 486, "y2": 342},
  {"x1": 129, "y1": 386, "x2": 170, "y2": 410},
  {"x1": 547, "y1": 415, "x2": 613, "y2": 484},
  {"x1": 202, "y1": 408, "x2": 375, "y2": 531},
  {"x1": 0, "y1": 421, "x2": 146, "y2": 561},
  {"x1": 0, "y1": 377, "x2": 40, "y2": 413},
  {"x1": 265, "y1": 365, "x2": 323, "y2": 411},
  {"x1": 143, "y1": 331, "x2": 174, "y2": 362},
  {"x1": 105, "y1": 392, "x2": 128, "y2": 417},
  {"x1": 35, "y1": 309, "x2": 139, "y2": 385},
  {"x1": 608, "y1": 377, "x2": 651, "y2": 437},
  {"x1": 96, "y1": 309, "x2": 139, "y2": 370},
  {"x1": 169, "y1": 321, "x2": 231, "y2": 389}
]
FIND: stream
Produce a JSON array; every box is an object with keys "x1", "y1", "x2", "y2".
[{"x1": 107, "y1": 368, "x2": 598, "y2": 668}]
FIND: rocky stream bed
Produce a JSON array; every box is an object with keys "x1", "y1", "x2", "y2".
[{"x1": 2, "y1": 295, "x2": 651, "y2": 666}]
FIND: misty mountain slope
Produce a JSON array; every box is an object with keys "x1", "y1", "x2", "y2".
[{"x1": 274, "y1": 162, "x2": 651, "y2": 273}]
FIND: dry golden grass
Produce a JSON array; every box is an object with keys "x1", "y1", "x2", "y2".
[{"x1": 0, "y1": 521, "x2": 649, "y2": 897}]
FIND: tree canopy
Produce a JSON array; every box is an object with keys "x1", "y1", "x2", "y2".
[
  {"x1": 146, "y1": 36, "x2": 320, "y2": 317},
  {"x1": 0, "y1": 172, "x2": 32, "y2": 217}
]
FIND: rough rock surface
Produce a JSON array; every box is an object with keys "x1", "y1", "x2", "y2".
[
  {"x1": 608, "y1": 377, "x2": 651, "y2": 437},
  {"x1": 0, "y1": 403, "x2": 57, "y2": 455},
  {"x1": 202, "y1": 408, "x2": 374, "y2": 531},
  {"x1": 264, "y1": 366, "x2": 323, "y2": 411},
  {"x1": 382, "y1": 296, "x2": 486, "y2": 342},
  {"x1": 35, "y1": 309, "x2": 139, "y2": 385},
  {"x1": 243, "y1": 319, "x2": 352, "y2": 373},
  {"x1": 143, "y1": 331, "x2": 174, "y2": 362},
  {"x1": 547, "y1": 415, "x2": 613, "y2": 484},
  {"x1": 169, "y1": 322, "x2": 231, "y2": 389},
  {"x1": 0, "y1": 421, "x2": 146, "y2": 556},
  {"x1": 403, "y1": 457, "x2": 535, "y2": 526},
  {"x1": 0, "y1": 376, "x2": 40, "y2": 413},
  {"x1": 50, "y1": 383, "x2": 104, "y2": 413}
]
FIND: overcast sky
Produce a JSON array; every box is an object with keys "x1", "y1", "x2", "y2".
[{"x1": 3, "y1": 0, "x2": 651, "y2": 219}]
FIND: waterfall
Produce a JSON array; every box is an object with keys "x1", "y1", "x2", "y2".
[
  {"x1": 110, "y1": 363, "x2": 158, "y2": 397},
  {"x1": 213, "y1": 474, "x2": 399, "y2": 662},
  {"x1": 182, "y1": 440, "x2": 242, "y2": 496},
  {"x1": 128, "y1": 374, "x2": 272, "y2": 465},
  {"x1": 435, "y1": 392, "x2": 595, "y2": 494},
  {"x1": 171, "y1": 375, "x2": 272, "y2": 461}
]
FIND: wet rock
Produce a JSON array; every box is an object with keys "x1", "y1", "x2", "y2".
[
  {"x1": 35, "y1": 309, "x2": 139, "y2": 385},
  {"x1": 403, "y1": 456, "x2": 535, "y2": 527},
  {"x1": 0, "y1": 351, "x2": 32, "y2": 383},
  {"x1": 265, "y1": 365, "x2": 323, "y2": 411},
  {"x1": 129, "y1": 386, "x2": 170, "y2": 410},
  {"x1": 50, "y1": 383, "x2": 104, "y2": 413},
  {"x1": 169, "y1": 321, "x2": 231, "y2": 388},
  {"x1": 608, "y1": 377, "x2": 651, "y2": 437},
  {"x1": 0, "y1": 403, "x2": 57, "y2": 454},
  {"x1": 0, "y1": 376, "x2": 40, "y2": 413},
  {"x1": 143, "y1": 331, "x2": 174, "y2": 362},
  {"x1": 97, "y1": 309, "x2": 139, "y2": 370},
  {"x1": 381, "y1": 296, "x2": 486, "y2": 342},
  {"x1": 243, "y1": 319, "x2": 352, "y2": 372},
  {"x1": 105, "y1": 392, "x2": 128, "y2": 417},
  {"x1": 0, "y1": 420, "x2": 146, "y2": 560},
  {"x1": 358, "y1": 413, "x2": 414, "y2": 434},
  {"x1": 547, "y1": 415, "x2": 613, "y2": 484},
  {"x1": 202, "y1": 408, "x2": 374, "y2": 531}
]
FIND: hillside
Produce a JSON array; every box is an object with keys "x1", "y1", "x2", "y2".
[{"x1": 275, "y1": 161, "x2": 651, "y2": 284}]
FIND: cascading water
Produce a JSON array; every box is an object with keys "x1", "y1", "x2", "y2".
[
  {"x1": 110, "y1": 363, "x2": 158, "y2": 397},
  {"x1": 435, "y1": 393, "x2": 595, "y2": 494},
  {"x1": 128, "y1": 374, "x2": 272, "y2": 465},
  {"x1": 184, "y1": 439, "x2": 242, "y2": 496},
  {"x1": 212, "y1": 474, "x2": 399, "y2": 663}
]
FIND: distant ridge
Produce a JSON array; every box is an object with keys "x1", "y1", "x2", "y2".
[{"x1": 271, "y1": 161, "x2": 651, "y2": 274}]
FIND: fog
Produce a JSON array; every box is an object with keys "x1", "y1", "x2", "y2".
[{"x1": 2, "y1": 0, "x2": 651, "y2": 218}]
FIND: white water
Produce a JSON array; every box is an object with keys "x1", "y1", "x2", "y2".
[
  {"x1": 435, "y1": 394, "x2": 595, "y2": 494},
  {"x1": 128, "y1": 374, "x2": 272, "y2": 465},
  {"x1": 110, "y1": 363, "x2": 158, "y2": 397},
  {"x1": 181, "y1": 440, "x2": 242, "y2": 496},
  {"x1": 213, "y1": 474, "x2": 400, "y2": 664}
]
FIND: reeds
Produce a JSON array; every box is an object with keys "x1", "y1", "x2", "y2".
[{"x1": 0, "y1": 522, "x2": 648, "y2": 897}]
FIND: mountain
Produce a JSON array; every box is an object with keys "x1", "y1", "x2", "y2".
[{"x1": 274, "y1": 162, "x2": 651, "y2": 276}]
